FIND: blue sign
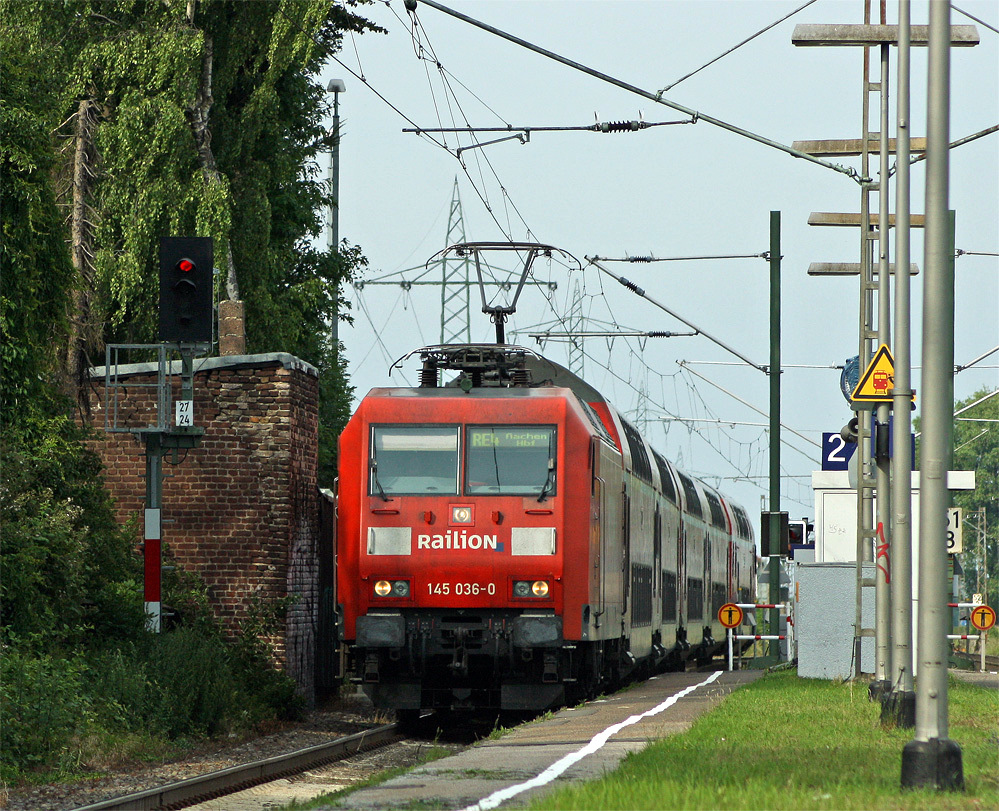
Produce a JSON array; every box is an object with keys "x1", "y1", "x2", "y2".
[
  {"x1": 822, "y1": 421, "x2": 915, "y2": 471},
  {"x1": 822, "y1": 432, "x2": 857, "y2": 471},
  {"x1": 840, "y1": 355, "x2": 860, "y2": 405}
]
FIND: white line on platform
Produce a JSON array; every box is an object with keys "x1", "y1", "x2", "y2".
[{"x1": 461, "y1": 670, "x2": 723, "y2": 811}]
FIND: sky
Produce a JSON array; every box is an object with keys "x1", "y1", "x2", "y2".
[{"x1": 318, "y1": 0, "x2": 999, "y2": 524}]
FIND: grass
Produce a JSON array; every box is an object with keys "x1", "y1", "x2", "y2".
[{"x1": 525, "y1": 671, "x2": 999, "y2": 810}]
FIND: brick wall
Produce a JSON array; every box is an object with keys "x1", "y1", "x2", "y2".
[{"x1": 86, "y1": 353, "x2": 320, "y2": 703}]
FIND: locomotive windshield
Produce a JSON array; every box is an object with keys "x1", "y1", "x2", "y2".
[
  {"x1": 465, "y1": 425, "x2": 556, "y2": 497},
  {"x1": 370, "y1": 426, "x2": 459, "y2": 495}
]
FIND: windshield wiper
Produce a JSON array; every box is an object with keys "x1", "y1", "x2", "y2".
[
  {"x1": 370, "y1": 460, "x2": 390, "y2": 502},
  {"x1": 537, "y1": 458, "x2": 555, "y2": 503}
]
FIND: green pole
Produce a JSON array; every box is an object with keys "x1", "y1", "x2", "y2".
[{"x1": 769, "y1": 211, "x2": 781, "y2": 660}]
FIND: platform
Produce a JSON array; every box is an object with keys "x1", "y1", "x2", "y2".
[{"x1": 321, "y1": 669, "x2": 762, "y2": 811}]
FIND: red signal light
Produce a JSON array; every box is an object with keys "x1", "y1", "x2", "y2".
[{"x1": 178, "y1": 258, "x2": 195, "y2": 272}]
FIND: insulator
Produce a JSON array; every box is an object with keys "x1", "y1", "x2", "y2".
[
  {"x1": 510, "y1": 368, "x2": 532, "y2": 387},
  {"x1": 420, "y1": 360, "x2": 438, "y2": 387},
  {"x1": 601, "y1": 120, "x2": 640, "y2": 133}
]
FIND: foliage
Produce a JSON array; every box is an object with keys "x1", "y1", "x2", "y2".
[
  {"x1": 0, "y1": 7, "x2": 75, "y2": 416},
  {"x1": 1, "y1": 602, "x2": 303, "y2": 781},
  {"x1": 950, "y1": 388, "x2": 999, "y2": 607},
  {"x1": 1, "y1": 0, "x2": 378, "y2": 462},
  {"x1": 0, "y1": 417, "x2": 147, "y2": 646},
  {"x1": 913, "y1": 388, "x2": 999, "y2": 606},
  {"x1": 0, "y1": 648, "x2": 93, "y2": 774},
  {"x1": 1, "y1": 0, "x2": 374, "y2": 782}
]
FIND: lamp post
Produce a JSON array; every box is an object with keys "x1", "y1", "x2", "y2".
[{"x1": 327, "y1": 78, "x2": 345, "y2": 351}]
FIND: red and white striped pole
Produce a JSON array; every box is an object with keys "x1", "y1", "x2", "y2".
[{"x1": 143, "y1": 437, "x2": 163, "y2": 633}]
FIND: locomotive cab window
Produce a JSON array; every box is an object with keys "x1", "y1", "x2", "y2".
[
  {"x1": 465, "y1": 426, "x2": 556, "y2": 497},
  {"x1": 370, "y1": 426, "x2": 459, "y2": 495}
]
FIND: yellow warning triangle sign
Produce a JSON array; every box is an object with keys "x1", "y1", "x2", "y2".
[{"x1": 852, "y1": 344, "x2": 896, "y2": 403}]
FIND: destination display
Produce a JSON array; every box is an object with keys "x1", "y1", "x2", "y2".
[{"x1": 469, "y1": 427, "x2": 552, "y2": 448}]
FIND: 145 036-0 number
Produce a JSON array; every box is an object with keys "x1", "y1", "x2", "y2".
[{"x1": 428, "y1": 582, "x2": 496, "y2": 596}]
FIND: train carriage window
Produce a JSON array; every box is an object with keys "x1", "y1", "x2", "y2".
[
  {"x1": 620, "y1": 420, "x2": 652, "y2": 485},
  {"x1": 652, "y1": 451, "x2": 677, "y2": 504},
  {"x1": 704, "y1": 489, "x2": 727, "y2": 530},
  {"x1": 732, "y1": 505, "x2": 753, "y2": 540},
  {"x1": 711, "y1": 582, "x2": 728, "y2": 617},
  {"x1": 677, "y1": 473, "x2": 703, "y2": 520},
  {"x1": 370, "y1": 426, "x2": 459, "y2": 496},
  {"x1": 687, "y1": 577, "x2": 704, "y2": 620},
  {"x1": 662, "y1": 571, "x2": 677, "y2": 622},
  {"x1": 576, "y1": 397, "x2": 614, "y2": 445},
  {"x1": 465, "y1": 426, "x2": 556, "y2": 497}
]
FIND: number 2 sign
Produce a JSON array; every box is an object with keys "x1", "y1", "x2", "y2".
[{"x1": 822, "y1": 432, "x2": 858, "y2": 471}]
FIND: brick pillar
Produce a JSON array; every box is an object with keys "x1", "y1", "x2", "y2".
[
  {"x1": 219, "y1": 299, "x2": 246, "y2": 356},
  {"x1": 85, "y1": 353, "x2": 320, "y2": 704}
]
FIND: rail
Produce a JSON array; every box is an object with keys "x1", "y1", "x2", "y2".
[{"x1": 72, "y1": 723, "x2": 400, "y2": 811}]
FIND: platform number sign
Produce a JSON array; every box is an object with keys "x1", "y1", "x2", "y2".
[
  {"x1": 175, "y1": 400, "x2": 193, "y2": 427},
  {"x1": 946, "y1": 507, "x2": 963, "y2": 555},
  {"x1": 821, "y1": 432, "x2": 857, "y2": 471}
]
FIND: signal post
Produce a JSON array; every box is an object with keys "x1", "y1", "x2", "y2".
[{"x1": 138, "y1": 237, "x2": 214, "y2": 631}]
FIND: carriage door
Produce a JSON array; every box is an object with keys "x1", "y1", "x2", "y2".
[
  {"x1": 653, "y1": 508, "x2": 662, "y2": 625},
  {"x1": 677, "y1": 524, "x2": 686, "y2": 629},
  {"x1": 622, "y1": 487, "x2": 631, "y2": 610},
  {"x1": 590, "y1": 437, "x2": 604, "y2": 624},
  {"x1": 703, "y1": 533, "x2": 711, "y2": 626},
  {"x1": 727, "y1": 538, "x2": 735, "y2": 600}
]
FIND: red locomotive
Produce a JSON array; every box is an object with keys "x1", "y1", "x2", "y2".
[{"x1": 336, "y1": 345, "x2": 756, "y2": 717}]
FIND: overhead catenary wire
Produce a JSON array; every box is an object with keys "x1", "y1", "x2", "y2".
[
  {"x1": 407, "y1": 0, "x2": 863, "y2": 182},
  {"x1": 590, "y1": 253, "x2": 768, "y2": 263},
  {"x1": 317, "y1": 16, "x2": 533, "y2": 243},
  {"x1": 587, "y1": 256, "x2": 767, "y2": 373},
  {"x1": 403, "y1": 119, "x2": 694, "y2": 138},
  {"x1": 956, "y1": 345, "x2": 999, "y2": 373},
  {"x1": 953, "y1": 3, "x2": 999, "y2": 35},
  {"x1": 656, "y1": 0, "x2": 820, "y2": 94},
  {"x1": 678, "y1": 361, "x2": 821, "y2": 450},
  {"x1": 893, "y1": 124, "x2": 999, "y2": 174}
]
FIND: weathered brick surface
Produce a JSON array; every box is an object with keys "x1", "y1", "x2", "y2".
[{"x1": 85, "y1": 354, "x2": 320, "y2": 704}]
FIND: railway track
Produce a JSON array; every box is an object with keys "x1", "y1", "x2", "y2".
[
  {"x1": 73, "y1": 723, "x2": 404, "y2": 811},
  {"x1": 952, "y1": 649, "x2": 999, "y2": 671}
]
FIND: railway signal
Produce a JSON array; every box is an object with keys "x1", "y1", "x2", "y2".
[{"x1": 159, "y1": 237, "x2": 214, "y2": 343}]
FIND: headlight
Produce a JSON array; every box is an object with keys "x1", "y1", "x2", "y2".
[
  {"x1": 451, "y1": 505, "x2": 474, "y2": 525},
  {"x1": 373, "y1": 580, "x2": 410, "y2": 598},
  {"x1": 513, "y1": 580, "x2": 550, "y2": 598}
]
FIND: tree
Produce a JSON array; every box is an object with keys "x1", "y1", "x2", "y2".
[
  {"x1": 951, "y1": 388, "x2": 999, "y2": 608},
  {"x1": 2, "y1": 0, "x2": 378, "y2": 475},
  {"x1": 2, "y1": 0, "x2": 383, "y2": 635},
  {"x1": 1, "y1": 15, "x2": 144, "y2": 644}
]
